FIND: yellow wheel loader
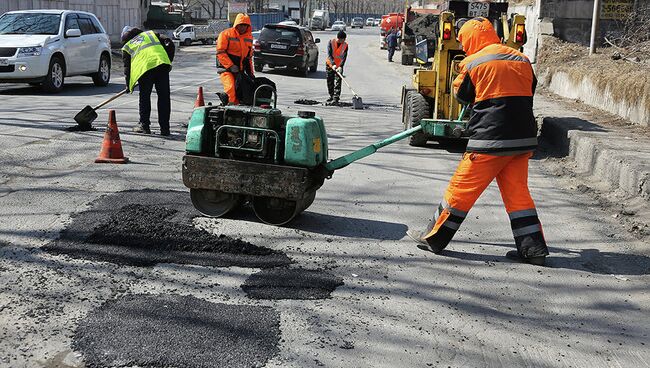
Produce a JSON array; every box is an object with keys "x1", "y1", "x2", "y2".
[{"x1": 401, "y1": 1, "x2": 528, "y2": 146}]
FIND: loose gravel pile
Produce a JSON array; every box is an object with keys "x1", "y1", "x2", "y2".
[
  {"x1": 407, "y1": 13, "x2": 438, "y2": 40},
  {"x1": 45, "y1": 190, "x2": 291, "y2": 268},
  {"x1": 74, "y1": 294, "x2": 280, "y2": 368},
  {"x1": 87, "y1": 204, "x2": 265, "y2": 255},
  {"x1": 242, "y1": 267, "x2": 344, "y2": 300}
]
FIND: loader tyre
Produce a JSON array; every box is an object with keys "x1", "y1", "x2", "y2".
[{"x1": 405, "y1": 91, "x2": 429, "y2": 147}]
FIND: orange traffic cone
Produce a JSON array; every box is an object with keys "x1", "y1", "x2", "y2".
[
  {"x1": 194, "y1": 86, "x2": 205, "y2": 108},
  {"x1": 95, "y1": 110, "x2": 128, "y2": 164}
]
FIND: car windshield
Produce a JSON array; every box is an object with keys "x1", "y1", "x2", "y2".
[
  {"x1": 260, "y1": 27, "x2": 300, "y2": 44},
  {"x1": 174, "y1": 25, "x2": 184, "y2": 33},
  {"x1": 334, "y1": 21, "x2": 344, "y2": 24},
  {"x1": 0, "y1": 13, "x2": 61, "y2": 35}
]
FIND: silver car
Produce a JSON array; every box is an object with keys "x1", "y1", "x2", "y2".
[
  {"x1": 331, "y1": 21, "x2": 346, "y2": 32},
  {"x1": 0, "y1": 10, "x2": 111, "y2": 93}
]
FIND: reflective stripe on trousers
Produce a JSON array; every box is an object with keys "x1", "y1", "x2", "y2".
[{"x1": 509, "y1": 208, "x2": 542, "y2": 237}]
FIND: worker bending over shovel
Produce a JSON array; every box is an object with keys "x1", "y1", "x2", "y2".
[
  {"x1": 406, "y1": 18, "x2": 549, "y2": 266},
  {"x1": 121, "y1": 26, "x2": 175, "y2": 135},
  {"x1": 325, "y1": 31, "x2": 348, "y2": 105},
  {"x1": 216, "y1": 13, "x2": 254, "y2": 105}
]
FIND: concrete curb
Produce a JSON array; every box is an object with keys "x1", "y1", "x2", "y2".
[{"x1": 539, "y1": 116, "x2": 650, "y2": 201}]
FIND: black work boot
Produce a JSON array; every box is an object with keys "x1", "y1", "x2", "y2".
[
  {"x1": 133, "y1": 124, "x2": 151, "y2": 134},
  {"x1": 406, "y1": 229, "x2": 447, "y2": 254},
  {"x1": 505, "y1": 250, "x2": 546, "y2": 266}
]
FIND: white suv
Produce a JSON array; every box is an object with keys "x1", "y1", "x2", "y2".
[{"x1": 0, "y1": 10, "x2": 111, "y2": 93}]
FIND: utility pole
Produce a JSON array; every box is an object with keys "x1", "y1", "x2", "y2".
[{"x1": 589, "y1": 0, "x2": 601, "y2": 55}]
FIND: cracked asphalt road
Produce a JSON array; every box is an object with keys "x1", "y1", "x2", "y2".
[{"x1": 0, "y1": 28, "x2": 649, "y2": 367}]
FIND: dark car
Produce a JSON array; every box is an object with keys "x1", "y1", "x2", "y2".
[{"x1": 253, "y1": 24, "x2": 320, "y2": 77}]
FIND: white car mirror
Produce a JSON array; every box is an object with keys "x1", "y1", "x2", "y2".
[{"x1": 66, "y1": 29, "x2": 81, "y2": 38}]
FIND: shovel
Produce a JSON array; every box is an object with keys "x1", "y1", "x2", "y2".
[
  {"x1": 333, "y1": 68, "x2": 364, "y2": 110},
  {"x1": 74, "y1": 88, "x2": 129, "y2": 129}
]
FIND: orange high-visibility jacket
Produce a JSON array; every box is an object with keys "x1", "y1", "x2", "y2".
[
  {"x1": 326, "y1": 39, "x2": 348, "y2": 68},
  {"x1": 216, "y1": 13, "x2": 254, "y2": 75},
  {"x1": 453, "y1": 18, "x2": 538, "y2": 156}
]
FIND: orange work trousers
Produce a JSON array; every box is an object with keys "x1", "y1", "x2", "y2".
[
  {"x1": 220, "y1": 72, "x2": 238, "y2": 105},
  {"x1": 423, "y1": 152, "x2": 548, "y2": 257}
]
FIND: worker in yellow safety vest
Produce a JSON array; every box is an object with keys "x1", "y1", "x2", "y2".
[
  {"x1": 325, "y1": 31, "x2": 348, "y2": 105},
  {"x1": 121, "y1": 26, "x2": 175, "y2": 136}
]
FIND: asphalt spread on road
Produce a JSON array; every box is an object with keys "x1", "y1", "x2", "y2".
[
  {"x1": 73, "y1": 294, "x2": 280, "y2": 368},
  {"x1": 44, "y1": 190, "x2": 292, "y2": 268},
  {"x1": 242, "y1": 267, "x2": 344, "y2": 300}
]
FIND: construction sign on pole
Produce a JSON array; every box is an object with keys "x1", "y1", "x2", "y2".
[{"x1": 228, "y1": 2, "x2": 248, "y2": 23}]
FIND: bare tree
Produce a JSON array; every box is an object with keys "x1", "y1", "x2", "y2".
[{"x1": 198, "y1": 0, "x2": 228, "y2": 19}]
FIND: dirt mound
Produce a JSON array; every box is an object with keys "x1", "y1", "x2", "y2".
[
  {"x1": 242, "y1": 267, "x2": 344, "y2": 300},
  {"x1": 407, "y1": 13, "x2": 438, "y2": 40},
  {"x1": 44, "y1": 190, "x2": 292, "y2": 268},
  {"x1": 538, "y1": 36, "x2": 650, "y2": 113},
  {"x1": 74, "y1": 294, "x2": 280, "y2": 368}
]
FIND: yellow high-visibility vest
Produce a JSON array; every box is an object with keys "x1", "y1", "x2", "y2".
[{"x1": 122, "y1": 31, "x2": 171, "y2": 92}]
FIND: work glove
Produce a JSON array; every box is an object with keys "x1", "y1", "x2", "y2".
[
  {"x1": 336, "y1": 66, "x2": 342, "y2": 74},
  {"x1": 229, "y1": 65, "x2": 240, "y2": 73}
]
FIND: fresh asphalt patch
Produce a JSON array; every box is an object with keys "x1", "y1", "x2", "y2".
[
  {"x1": 294, "y1": 99, "x2": 321, "y2": 105},
  {"x1": 242, "y1": 267, "x2": 344, "y2": 300},
  {"x1": 294, "y1": 99, "x2": 400, "y2": 110},
  {"x1": 44, "y1": 190, "x2": 291, "y2": 268},
  {"x1": 74, "y1": 294, "x2": 280, "y2": 368}
]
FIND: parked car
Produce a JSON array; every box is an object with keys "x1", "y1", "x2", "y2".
[
  {"x1": 351, "y1": 17, "x2": 364, "y2": 29},
  {"x1": 0, "y1": 9, "x2": 111, "y2": 93},
  {"x1": 253, "y1": 24, "x2": 320, "y2": 77},
  {"x1": 252, "y1": 30, "x2": 261, "y2": 43},
  {"x1": 373, "y1": 19, "x2": 380, "y2": 26},
  {"x1": 366, "y1": 17, "x2": 375, "y2": 26},
  {"x1": 278, "y1": 20, "x2": 298, "y2": 26},
  {"x1": 331, "y1": 20, "x2": 346, "y2": 32}
]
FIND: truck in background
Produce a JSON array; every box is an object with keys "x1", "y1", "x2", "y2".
[
  {"x1": 400, "y1": 7, "x2": 440, "y2": 65},
  {"x1": 145, "y1": 2, "x2": 183, "y2": 29},
  {"x1": 310, "y1": 10, "x2": 330, "y2": 31},
  {"x1": 173, "y1": 21, "x2": 229, "y2": 46},
  {"x1": 380, "y1": 13, "x2": 404, "y2": 49}
]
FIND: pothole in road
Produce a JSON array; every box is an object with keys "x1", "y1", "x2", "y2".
[
  {"x1": 242, "y1": 267, "x2": 344, "y2": 300},
  {"x1": 74, "y1": 294, "x2": 280, "y2": 368},
  {"x1": 44, "y1": 190, "x2": 291, "y2": 268}
]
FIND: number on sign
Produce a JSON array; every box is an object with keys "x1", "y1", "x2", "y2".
[{"x1": 468, "y1": 2, "x2": 490, "y2": 17}]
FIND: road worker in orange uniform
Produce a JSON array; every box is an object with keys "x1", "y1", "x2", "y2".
[
  {"x1": 216, "y1": 13, "x2": 254, "y2": 105},
  {"x1": 325, "y1": 31, "x2": 348, "y2": 104},
  {"x1": 407, "y1": 18, "x2": 549, "y2": 266}
]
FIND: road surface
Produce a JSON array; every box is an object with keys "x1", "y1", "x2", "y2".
[{"x1": 0, "y1": 27, "x2": 648, "y2": 368}]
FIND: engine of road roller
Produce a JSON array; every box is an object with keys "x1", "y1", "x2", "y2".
[
  {"x1": 183, "y1": 103, "x2": 330, "y2": 225},
  {"x1": 186, "y1": 104, "x2": 328, "y2": 167}
]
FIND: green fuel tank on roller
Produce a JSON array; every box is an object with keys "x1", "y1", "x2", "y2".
[{"x1": 284, "y1": 111, "x2": 328, "y2": 168}]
